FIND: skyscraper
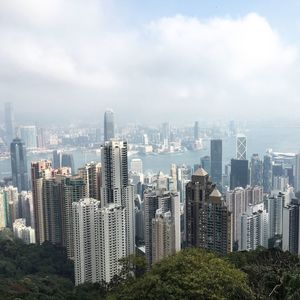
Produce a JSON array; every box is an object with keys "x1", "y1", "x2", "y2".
[
  {"x1": 230, "y1": 159, "x2": 249, "y2": 190},
  {"x1": 61, "y1": 153, "x2": 75, "y2": 174},
  {"x1": 78, "y1": 162, "x2": 101, "y2": 201},
  {"x1": 236, "y1": 134, "x2": 247, "y2": 160},
  {"x1": 104, "y1": 109, "x2": 115, "y2": 141},
  {"x1": 101, "y1": 140, "x2": 135, "y2": 256},
  {"x1": 31, "y1": 160, "x2": 52, "y2": 243},
  {"x1": 185, "y1": 168, "x2": 232, "y2": 255},
  {"x1": 200, "y1": 156, "x2": 211, "y2": 174},
  {"x1": 144, "y1": 189, "x2": 180, "y2": 266},
  {"x1": 210, "y1": 139, "x2": 222, "y2": 188},
  {"x1": 10, "y1": 138, "x2": 28, "y2": 192},
  {"x1": 19, "y1": 125, "x2": 37, "y2": 149},
  {"x1": 73, "y1": 199, "x2": 126, "y2": 285},
  {"x1": 250, "y1": 154, "x2": 263, "y2": 186},
  {"x1": 4, "y1": 102, "x2": 15, "y2": 145},
  {"x1": 295, "y1": 153, "x2": 300, "y2": 192},
  {"x1": 263, "y1": 154, "x2": 272, "y2": 194},
  {"x1": 194, "y1": 121, "x2": 199, "y2": 140}
]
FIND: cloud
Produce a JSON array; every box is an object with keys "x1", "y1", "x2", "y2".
[{"x1": 0, "y1": 1, "x2": 298, "y2": 124}]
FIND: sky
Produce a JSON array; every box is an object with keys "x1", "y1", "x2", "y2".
[{"x1": 0, "y1": 0, "x2": 300, "y2": 125}]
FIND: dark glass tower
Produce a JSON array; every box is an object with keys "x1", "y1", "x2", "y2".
[
  {"x1": 10, "y1": 138, "x2": 28, "y2": 192},
  {"x1": 230, "y1": 159, "x2": 249, "y2": 189},
  {"x1": 263, "y1": 154, "x2": 272, "y2": 194},
  {"x1": 210, "y1": 139, "x2": 222, "y2": 188},
  {"x1": 104, "y1": 110, "x2": 115, "y2": 142}
]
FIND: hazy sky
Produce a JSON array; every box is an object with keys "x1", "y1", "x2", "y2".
[{"x1": 0, "y1": 0, "x2": 300, "y2": 125}]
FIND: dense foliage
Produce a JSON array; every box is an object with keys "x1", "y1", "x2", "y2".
[{"x1": 1, "y1": 229, "x2": 300, "y2": 299}]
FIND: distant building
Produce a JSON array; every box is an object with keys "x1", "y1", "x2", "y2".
[
  {"x1": 4, "y1": 102, "x2": 15, "y2": 145},
  {"x1": 61, "y1": 153, "x2": 75, "y2": 174},
  {"x1": 263, "y1": 154, "x2": 272, "y2": 194},
  {"x1": 295, "y1": 153, "x2": 300, "y2": 192},
  {"x1": 210, "y1": 139, "x2": 222, "y2": 188},
  {"x1": 236, "y1": 134, "x2": 247, "y2": 160},
  {"x1": 104, "y1": 109, "x2": 115, "y2": 141},
  {"x1": 194, "y1": 121, "x2": 199, "y2": 140},
  {"x1": 19, "y1": 125, "x2": 37, "y2": 149},
  {"x1": 250, "y1": 154, "x2": 263, "y2": 186},
  {"x1": 13, "y1": 218, "x2": 35, "y2": 244},
  {"x1": 131, "y1": 158, "x2": 143, "y2": 174},
  {"x1": 10, "y1": 138, "x2": 28, "y2": 192},
  {"x1": 200, "y1": 156, "x2": 211, "y2": 175},
  {"x1": 230, "y1": 159, "x2": 248, "y2": 190},
  {"x1": 267, "y1": 193, "x2": 284, "y2": 239}
]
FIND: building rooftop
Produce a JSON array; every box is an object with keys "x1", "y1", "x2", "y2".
[{"x1": 193, "y1": 167, "x2": 208, "y2": 177}]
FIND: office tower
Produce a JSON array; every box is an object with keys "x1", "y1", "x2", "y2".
[
  {"x1": 226, "y1": 187, "x2": 247, "y2": 250},
  {"x1": 13, "y1": 218, "x2": 36, "y2": 244},
  {"x1": 4, "y1": 102, "x2": 15, "y2": 145},
  {"x1": 101, "y1": 140, "x2": 135, "y2": 256},
  {"x1": 194, "y1": 121, "x2": 199, "y2": 140},
  {"x1": 19, "y1": 191, "x2": 34, "y2": 227},
  {"x1": 31, "y1": 160, "x2": 52, "y2": 243},
  {"x1": 130, "y1": 158, "x2": 143, "y2": 174},
  {"x1": 200, "y1": 156, "x2": 211, "y2": 174},
  {"x1": 161, "y1": 122, "x2": 170, "y2": 143},
  {"x1": 104, "y1": 109, "x2": 115, "y2": 141},
  {"x1": 144, "y1": 189, "x2": 180, "y2": 266},
  {"x1": 236, "y1": 134, "x2": 247, "y2": 160},
  {"x1": 240, "y1": 203, "x2": 269, "y2": 251},
  {"x1": 53, "y1": 150, "x2": 61, "y2": 169},
  {"x1": 230, "y1": 159, "x2": 249, "y2": 190},
  {"x1": 61, "y1": 153, "x2": 75, "y2": 174},
  {"x1": 282, "y1": 199, "x2": 300, "y2": 255},
  {"x1": 263, "y1": 154, "x2": 273, "y2": 194},
  {"x1": 210, "y1": 139, "x2": 222, "y2": 188},
  {"x1": 295, "y1": 153, "x2": 300, "y2": 192},
  {"x1": 78, "y1": 162, "x2": 101, "y2": 201},
  {"x1": 250, "y1": 154, "x2": 263, "y2": 186},
  {"x1": 36, "y1": 127, "x2": 46, "y2": 148},
  {"x1": 267, "y1": 193, "x2": 284, "y2": 239},
  {"x1": 19, "y1": 125, "x2": 37, "y2": 149},
  {"x1": 10, "y1": 138, "x2": 29, "y2": 192},
  {"x1": 73, "y1": 199, "x2": 126, "y2": 285}
]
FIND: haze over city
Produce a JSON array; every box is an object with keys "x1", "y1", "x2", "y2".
[{"x1": 1, "y1": 0, "x2": 300, "y2": 124}]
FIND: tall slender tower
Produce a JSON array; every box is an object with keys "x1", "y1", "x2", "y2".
[
  {"x1": 236, "y1": 134, "x2": 247, "y2": 160},
  {"x1": 101, "y1": 140, "x2": 135, "y2": 256},
  {"x1": 31, "y1": 160, "x2": 52, "y2": 243},
  {"x1": 4, "y1": 102, "x2": 15, "y2": 145},
  {"x1": 250, "y1": 154, "x2": 263, "y2": 186},
  {"x1": 10, "y1": 138, "x2": 28, "y2": 192},
  {"x1": 104, "y1": 109, "x2": 115, "y2": 141},
  {"x1": 210, "y1": 139, "x2": 222, "y2": 188}
]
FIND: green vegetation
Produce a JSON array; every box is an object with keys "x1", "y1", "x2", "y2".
[{"x1": 1, "y1": 230, "x2": 300, "y2": 299}]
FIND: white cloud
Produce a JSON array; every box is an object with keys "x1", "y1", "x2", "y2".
[{"x1": 0, "y1": 1, "x2": 298, "y2": 124}]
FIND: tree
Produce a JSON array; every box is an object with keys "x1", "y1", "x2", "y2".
[{"x1": 113, "y1": 248, "x2": 254, "y2": 300}]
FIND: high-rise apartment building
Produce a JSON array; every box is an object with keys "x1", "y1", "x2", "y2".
[
  {"x1": 210, "y1": 139, "x2": 222, "y2": 188},
  {"x1": 31, "y1": 160, "x2": 52, "y2": 243},
  {"x1": 101, "y1": 140, "x2": 135, "y2": 256},
  {"x1": 104, "y1": 109, "x2": 115, "y2": 141},
  {"x1": 185, "y1": 168, "x2": 232, "y2": 255},
  {"x1": 263, "y1": 154, "x2": 272, "y2": 194},
  {"x1": 73, "y1": 199, "x2": 126, "y2": 285},
  {"x1": 236, "y1": 134, "x2": 247, "y2": 160},
  {"x1": 78, "y1": 162, "x2": 101, "y2": 201},
  {"x1": 13, "y1": 218, "x2": 36, "y2": 244},
  {"x1": 282, "y1": 199, "x2": 300, "y2": 255},
  {"x1": 267, "y1": 192, "x2": 284, "y2": 239},
  {"x1": 10, "y1": 138, "x2": 28, "y2": 192},
  {"x1": 144, "y1": 189, "x2": 180, "y2": 266}
]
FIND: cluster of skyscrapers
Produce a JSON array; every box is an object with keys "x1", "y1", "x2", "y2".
[{"x1": 3, "y1": 104, "x2": 300, "y2": 285}]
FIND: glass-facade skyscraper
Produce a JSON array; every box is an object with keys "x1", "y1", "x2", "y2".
[
  {"x1": 210, "y1": 139, "x2": 222, "y2": 188},
  {"x1": 104, "y1": 110, "x2": 115, "y2": 142},
  {"x1": 10, "y1": 138, "x2": 28, "y2": 192}
]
